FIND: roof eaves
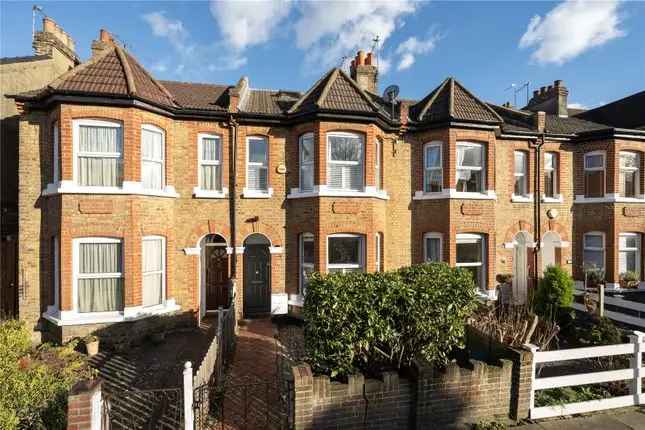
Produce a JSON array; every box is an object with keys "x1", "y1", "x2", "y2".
[
  {"x1": 287, "y1": 69, "x2": 334, "y2": 114},
  {"x1": 417, "y1": 78, "x2": 450, "y2": 121},
  {"x1": 452, "y1": 78, "x2": 504, "y2": 123}
]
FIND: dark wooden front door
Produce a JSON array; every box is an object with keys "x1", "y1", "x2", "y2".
[
  {"x1": 205, "y1": 245, "x2": 229, "y2": 310},
  {"x1": 243, "y1": 245, "x2": 271, "y2": 317}
]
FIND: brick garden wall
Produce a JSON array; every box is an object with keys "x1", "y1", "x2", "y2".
[{"x1": 291, "y1": 346, "x2": 532, "y2": 429}]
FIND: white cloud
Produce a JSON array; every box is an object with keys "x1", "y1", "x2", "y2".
[
  {"x1": 293, "y1": 1, "x2": 418, "y2": 72},
  {"x1": 568, "y1": 102, "x2": 587, "y2": 109},
  {"x1": 151, "y1": 62, "x2": 168, "y2": 73},
  {"x1": 143, "y1": 11, "x2": 188, "y2": 50},
  {"x1": 395, "y1": 34, "x2": 439, "y2": 70},
  {"x1": 209, "y1": 0, "x2": 292, "y2": 51},
  {"x1": 519, "y1": 0, "x2": 625, "y2": 64}
]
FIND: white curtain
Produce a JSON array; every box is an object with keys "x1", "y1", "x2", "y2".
[
  {"x1": 247, "y1": 165, "x2": 268, "y2": 190},
  {"x1": 142, "y1": 129, "x2": 163, "y2": 190},
  {"x1": 201, "y1": 165, "x2": 222, "y2": 190},
  {"x1": 456, "y1": 146, "x2": 471, "y2": 182},
  {"x1": 328, "y1": 136, "x2": 363, "y2": 191},
  {"x1": 78, "y1": 242, "x2": 123, "y2": 312},
  {"x1": 78, "y1": 126, "x2": 122, "y2": 186},
  {"x1": 143, "y1": 238, "x2": 163, "y2": 307},
  {"x1": 300, "y1": 136, "x2": 314, "y2": 192}
]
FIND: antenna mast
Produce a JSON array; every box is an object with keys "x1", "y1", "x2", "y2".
[
  {"x1": 32, "y1": 5, "x2": 43, "y2": 42},
  {"x1": 371, "y1": 35, "x2": 380, "y2": 70}
]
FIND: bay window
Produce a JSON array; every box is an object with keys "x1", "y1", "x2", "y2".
[
  {"x1": 327, "y1": 133, "x2": 364, "y2": 191},
  {"x1": 514, "y1": 151, "x2": 528, "y2": 196},
  {"x1": 619, "y1": 233, "x2": 641, "y2": 277},
  {"x1": 247, "y1": 136, "x2": 269, "y2": 192},
  {"x1": 584, "y1": 152, "x2": 605, "y2": 198},
  {"x1": 375, "y1": 232, "x2": 383, "y2": 272},
  {"x1": 424, "y1": 142, "x2": 443, "y2": 193},
  {"x1": 327, "y1": 234, "x2": 364, "y2": 273},
  {"x1": 620, "y1": 151, "x2": 640, "y2": 198},
  {"x1": 583, "y1": 232, "x2": 605, "y2": 270},
  {"x1": 424, "y1": 233, "x2": 442, "y2": 262},
  {"x1": 299, "y1": 133, "x2": 314, "y2": 192},
  {"x1": 142, "y1": 236, "x2": 165, "y2": 307},
  {"x1": 53, "y1": 121, "x2": 59, "y2": 183},
  {"x1": 544, "y1": 152, "x2": 558, "y2": 198},
  {"x1": 199, "y1": 134, "x2": 223, "y2": 191},
  {"x1": 74, "y1": 119, "x2": 123, "y2": 187},
  {"x1": 299, "y1": 233, "x2": 314, "y2": 295},
  {"x1": 75, "y1": 238, "x2": 124, "y2": 313},
  {"x1": 141, "y1": 125, "x2": 165, "y2": 190},
  {"x1": 456, "y1": 143, "x2": 484, "y2": 193},
  {"x1": 375, "y1": 139, "x2": 382, "y2": 190},
  {"x1": 456, "y1": 233, "x2": 486, "y2": 290}
]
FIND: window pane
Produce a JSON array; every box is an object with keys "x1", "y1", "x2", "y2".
[
  {"x1": 462, "y1": 266, "x2": 482, "y2": 289},
  {"x1": 514, "y1": 175, "x2": 527, "y2": 196},
  {"x1": 584, "y1": 234, "x2": 603, "y2": 248},
  {"x1": 142, "y1": 129, "x2": 163, "y2": 160},
  {"x1": 247, "y1": 165, "x2": 268, "y2": 190},
  {"x1": 300, "y1": 164, "x2": 314, "y2": 191},
  {"x1": 302, "y1": 237, "x2": 314, "y2": 264},
  {"x1": 301, "y1": 135, "x2": 314, "y2": 163},
  {"x1": 329, "y1": 136, "x2": 361, "y2": 162},
  {"x1": 514, "y1": 152, "x2": 527, "y2": 174},
  {"x1": 425, "y1": 146, "x2": 441, "y2": 168},
  {"x1": 143, "y1": 239, "x2": 162, "y2": 272},
  {"x1": 328, "y1": 237, "x2": 360, "y2": 265},
  {"x1": 545, "y1": 153, "x2": 555, "y2": 170},
  {"x1": 585, "y1": 154, "x2": 603, "y2": 169},
  {"x1": 544, "y1": 170, "x2": 555, "y2": 197},
  {"x1": 456, "y1": 169, "x2": 482, "y2": 192},
  {"x1": 425, "y1": 170, "x2": 442, "y2": 192},
  {"x1": 584, "y1": 250, "x2": 604, "y2": 269},
  {"x1": 585, "y1": 171, "x2": 604, "y2": 197},
  {"x1": 328, "y1": 164, "x2": 362, "y2": 191},
  {"x1": 142, "y1": 160, "x2": 163, "y2": 190},
  {"x1": 248, "y1": 138, "x2": 267, "y2": 163},
  {"x1": 456, "y1": 240, "x2": 482, "y2": 264},
  {"x1": 620, "y1": 170, "x2": 637, "y2": 197},
  {"x1": 143, "y1": 238, "x2": 163, "y2": 307},
  {"x1": 202, "y1": 137, "x2": 221, "y2": 161},
  {"x1": 79, "y1": 243, "x2": 122, "y2": 273},
  {"x1": 457, "y1": 145, "x2": 482, "y2": 167},
  {"x1": 78, "y1": 278, "x2": 124, "y2": 312},
  {"x1": 143, "y1": 273, "x2": 162, "y2": 307},
  {"x1": 79, "y1": 126, "x2": 121, "y2": 153},
  {"x1": 201, "y1": 165, "x2": 222, "y2": 191},
  {"x1": 78, "y1": 157, "x2": 123, "y2": 187},
  {"x1": 425, "y1": 237, "x2": 441, "y2": 262},
  {"x1": 620, "y1": 152, "x2": 638, "y2": 169}
]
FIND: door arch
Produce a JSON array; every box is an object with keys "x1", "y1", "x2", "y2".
[
  {"x1": 200, "y1": 234, "x2": 229, "y2": 317},
  {"x1": 512, "y1": 231, "x2": 532, "y2": 305},
  {"x1": 243, "y1": 233, "x2": 271, "y2": 317},
  {"x1": 542, "y1": 231, "x2": 561, "y2": 273}
]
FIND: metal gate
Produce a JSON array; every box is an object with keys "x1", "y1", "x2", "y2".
[{"x1": 102, "y1": 387, "x2": 183, "y2": 429}]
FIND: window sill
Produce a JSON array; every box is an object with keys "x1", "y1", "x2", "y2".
[
  {"x1": 541, "y1": 194, "x2": 564, "y2": 203},
  {"x1": 42, "y1": 181, "x2": 180, "y2": 198},
  {"x1": 42, "y1": 299, "x2": 180, "y2": 326},
  {"x1": 575, "y1": 194, "x2": 645, "y2": 204},
  {"x1": 241, "y1": 187, "x2": 274, "y2": 198},
  {"x1": 287, "y1": 185, "x2": 389, "y2": 200},
  {"x1": 193, "y1": 187, "x2": 229, "y2": 199},
  {"x1": 413, "y1": 189, "x2": 497, "y2": 200},
  {"x1": 511, "y1": 194, "x2": 533, "y2": 203}
]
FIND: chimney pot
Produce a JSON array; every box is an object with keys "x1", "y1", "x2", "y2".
[
  {"x1": 366, "y1": 52, "x2": 373, "y2": 65},
  {"x1": 547, "y1": 85, "x2": 553, "y2": 92},
  {"x1": 99, "y1": 29, "x2": 113, "y2": 43},
  {"x1": 533, "y1": 90, "x2": 539, "y2": 98},
  {"x1": 43, "y1": 17, "x2": 56, "y2": 33},
  {"x1": 357, "y1": 50, "x2": 366, "y2": 65},
  {"x1": 554, "y1": 79, "x2": 563, "y2": 87},
  {"x1": 540, "y1": 86, "x2": 546, "y2": 94}
]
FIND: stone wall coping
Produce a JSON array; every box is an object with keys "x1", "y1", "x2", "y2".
[{"x1": 69, "y1": 377, "x2": 102, "y2": 396}]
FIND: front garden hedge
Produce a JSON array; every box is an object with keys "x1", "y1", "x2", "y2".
[{"x1": 303, "y1": 262, "x2": 478, "y2": 378}]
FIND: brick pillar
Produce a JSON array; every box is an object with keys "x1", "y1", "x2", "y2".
[
  {"x1": 412, "y1": 358, "x2": 433, "y2": 427},
  {"x1": 510, "y1": 349, "x2": 533, "y2": 420},
  {"x1": 67, "y1": 379, "x2": 102, "y2": 430},
  {"x1": 292, "y1": 364, "x2": 314, "y2": 430}
]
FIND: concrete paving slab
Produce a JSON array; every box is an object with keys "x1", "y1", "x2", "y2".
[{"x1": 611, "y1": 411, "x2": 645, "y2": 430}]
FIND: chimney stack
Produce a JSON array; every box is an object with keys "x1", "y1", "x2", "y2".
[
  {"x1": 350, "y1": 50, "x2": 378, "y2": 94},
  {"x1": 32, "y1": 17, "x2": 78, "y2": 64},
  {"x1": 91, "y1": 29, "x2": 115, "y2": 57},
  {"x1": 524, "y1": 80, "x2": 569, "y2": 117}
]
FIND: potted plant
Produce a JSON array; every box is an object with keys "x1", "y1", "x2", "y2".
[
  {"x1": 619, "y1": 271, "x2": 640, "y2": 289},
  {"x1": 584, "y1": 265, "x2": 605, "y2": 289},
  {"x1": 496, "y1": 273, "x2": 513, "y2": 285},
  {"x1": 84, "y1": 335, "x2": 100, "y2": 356}
]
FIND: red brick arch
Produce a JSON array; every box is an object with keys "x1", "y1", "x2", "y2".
[
  {"x1": 238, "y1": 221, "x2": 282, "y2": 247},
  {"x1": 187, "y1": 221, "x2": 231, "y2": 248},
  {"x1": 543, "y1": 219, "x2": 570, "y2": 242},
  {"x1": 503, "y1": 220, "x2": 535, "y2": 244}
]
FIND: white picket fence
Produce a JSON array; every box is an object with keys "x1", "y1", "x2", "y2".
[
  {"x1": 528, "y1": 331, "x2": 644, "y2": 419},
  {"x1": 572, "y1": 288, "x2": 645, "y2": 329}
]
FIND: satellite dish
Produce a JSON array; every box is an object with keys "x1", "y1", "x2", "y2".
[{"x1": 383, "y1": 85, "x2": 400, "y2": 104}]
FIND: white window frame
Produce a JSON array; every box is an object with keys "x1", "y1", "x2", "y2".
[
  {"x1": 583, "y1": 231, "x2": 605, "y2": 271},
  {"x1": 423, "y1": 141, "x2": 443, "y2": 193},
  {"x1": 584, "y1": 151, "x2": 606, "y2": 198},
  {"x1": 456, "y1": 142, "x2": 485, "y2": 193},
  {"x1": 327, "y1": 233, "x2": 364, "y2": 273},
  {"x1": 53, "y1": 121, "x2": 59, "y2": 183},
  {"x1": 375, "y1": 232, "x2": 382, "y2": 272},
  {"x1": 73, "y1": 237, "x2": 124, "y2": 315},
  {"x1": 544, "y1": 152, "x2": 558, "y2": 198},
  {"x1": 142, "y1": 235, "x2": 166, "y2": 308},
  {"x1": 197, "y1": 133, "x2": 223, "y2": 192},
  {"x1": 619, "y1": 151, "x2": 640, "y2": 198},
  {"x1": 299, "y1": 133, "x2": 314, "y2": 192},
  {"x1": 423, "y1": 232, "x2": 443, "y2": 262},
  {"x1": 72, "y1": 118, "x2": 123, "y2": 189},
  {"x1": 299, "y1": 233, "x2": 314, "y2": 295},
  {"x1": 619, "y1": 232, "x2": 641, "y2": 278},
  {"x1": 456, "y1": 233, "x2": 486, "y2": 290},
  {"x1": 52, "y1": 235, "x2": 60, "y2": 310},
  {"x1": 513, "y1": 151, "x2": 528, "y2": 197},
  {"x1": 245, "y1": 135, "x2": 270, "y2": 195},
  {"x1": 141, "y1": 124, "x2": 165, "y2": 190},
  {"x1": 375, "y1": 139, "x2": 382, "y2": 191},
  {"x1": 326, "y1": 132, "x2": 364, "y2": 191}
]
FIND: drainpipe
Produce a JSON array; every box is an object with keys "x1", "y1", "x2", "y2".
[
  {"x1": 530, "y1": 131, "x2": 546, "y2": 286},
  {"x1": 229, "y1": 115, "x2": 238, "y2": 279}
]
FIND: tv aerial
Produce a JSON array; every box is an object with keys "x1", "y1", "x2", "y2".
[{"x1": 383, "y1": 84, "x2": 400, "y2": 118}]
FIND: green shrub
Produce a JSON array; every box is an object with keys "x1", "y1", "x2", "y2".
[
  {"x1": 304, "y1": 263, "x2": 478, "y2": 378},
  {"x1": 587, "y1": 317, "x2": 623, "y2": 346},
  {"x1": 0, "y1": 320, "x2": 93, "y2": 429},
  {"x1": 534, "y1": 265, "x2": 574, "y2": 319},
  {"x1": 472, "y1": 421, "x2": 507, "y2": 430}
]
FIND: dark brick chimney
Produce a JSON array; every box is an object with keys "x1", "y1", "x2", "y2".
[
  {"x1": 91, "y1": 29, "x2": 115, "y2": 57},
  {"x1": 524, "y1": 80, "x2": 569, "y2": 117},
  {"x1": 350, "y1": 50, "x2": 378, "y2": 94}
]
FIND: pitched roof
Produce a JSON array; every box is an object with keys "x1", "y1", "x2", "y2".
[
  {"x1": 575, "y1": 91, "x2": 645, "y2": 130},
  {"x1": 38, "y1": 45, "x2": 177, "y2": 108},
  {"x1": 160, "y1": 80, "x2": 229, "y2": 111},
  {"x1": 288, "y1": 68, "x2": 382, "y2": 115},
  {"x1": 410, "y1": 78, "x2": 502, "y2": 124},
  {"x1": 239, "y1": 89, "x2": 301, "y2": 115}
]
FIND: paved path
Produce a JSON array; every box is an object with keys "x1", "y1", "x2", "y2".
[
  {"x1": 516, "y1": 408, "x2": 645, "y2": 430},
  {"x1": 216, "y1": 318, "x2": 287, "y2": 430}
]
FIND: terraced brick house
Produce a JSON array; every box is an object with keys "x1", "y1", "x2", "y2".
[{"x1": 8, "y1": 30, "x2": 645, "y2": 341}]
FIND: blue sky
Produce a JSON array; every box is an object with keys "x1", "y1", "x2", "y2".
[{"x1": 2, "y1": 1, "x2": 643, "y2": 108}]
